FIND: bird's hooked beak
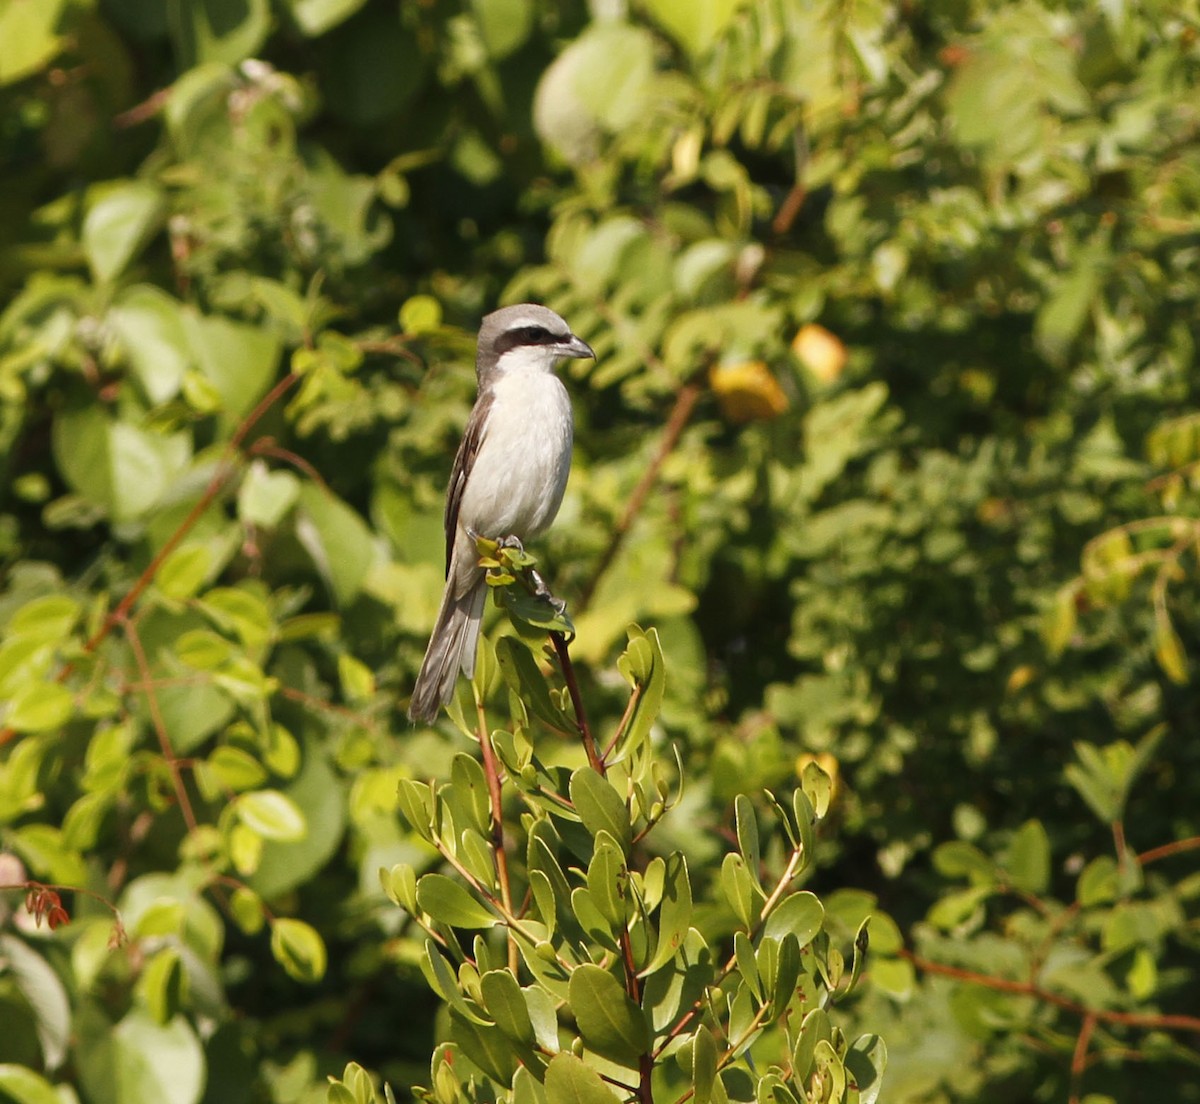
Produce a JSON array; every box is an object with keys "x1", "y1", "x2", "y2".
[{"x1": 560, "y1": 334, "x2": 595, "y2": 360}]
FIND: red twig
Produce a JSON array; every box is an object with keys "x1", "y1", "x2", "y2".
[
  {"x1": 1069, "y1": 1014, "x2": 1097, "y2": 1104},
  {"x1": 901, "y1": 949, "x2": 1200, "y2": 1034},
  {"x1": 122, "y1": 615, "x2": 198, "y2": 835},
  {"x1": 577, "y1": 380, "x2": 703, "y2": 611},
  {"x1": 0, "y1": 373, "x2": 299, "y2": 749},
  {"x1": 87, "y1": 373, "x2": 300, "y2": 650},
  {"x1": 549, "y1": 632, "x2": 602, "y2": 774},
  {"x1": 1138, "y1": 835, "x2": 1200, "y2": 866},
  {"x1": 475, "y1": 695, "x2": 517, "y2": 972}
]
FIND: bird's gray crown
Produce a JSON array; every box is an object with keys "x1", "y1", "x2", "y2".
[{"x1": 476, "y1": 303, "x2": 592, "y2": 376}]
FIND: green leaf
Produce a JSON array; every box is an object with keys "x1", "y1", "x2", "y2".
[
  {"x1": 1077, "y1": 856, "x2": 1119, "y2": 907},
  {"x1": 110, "y1": 286, "x2": 190, "y2": 404},
  {"x1": 800, "y1": 760, "x2": 833, "y2": 819},
  {"x1": 569, "y1": 767, "x2": 631, "y2": 854},
  {"x1": 0, "y1": 1064, "x2": 61, "y2": 1104},
  {"x1": 8, "y1": 595, "x2": 80, "y2": 643},
  {"x1": 236, "y1": 790, "x2": 307, "y2": 842},
  {"x1": 238, "y1": 462, "x2": 301, "y2": 529},
  {"x1": 137, "y1": 947, "x2": 187, "y2": 1024},
  {"x1": 5, "y1": 682, "x2": 73, "y2": 733},
  {"x1": 1035, "y1": 235, "x2": 1109, "y2": 365},
  {"x1": 571, "y1": 886, "x2": 621, "y2": 952},
  {"x1": 1004, "y1": 819, "x2": 1050, "y2": 895},
  {"x1": 933, "y1": 841, "x2": 996, "y2": 886},
  {"x1": 496, "y1": 636, "x2": 572, "y2": 731},
  {"x1": 1154, "y1": 611, "x2": 1188, "y2": 684},
  {"x1": 762, "y1": 891, "x2": 824, "y2": 948},
  {"x1": 586, "y1": 838, "x2": 627, "y2": 927},
  {"x1": 544, "y1": 1052, "x2": 620, "y2": 1104},
  {"x1": 845, "y1": 1034, "x2": 887, "y2": 1104},
  {"x1": 285, "y1": 0, "x2": 368, "y2": 36},
  {"x1": 337, "y1": 652, "x2": 375, "y2": 703},
  {"x1": 396, "y1": 778, "x2": 436, "y2": 841},
  {"x1": 719, "y1": 853, "x2": 758, "y2": 931},
  {"x1": 644, "y1": 0, "x2": 743, "y2": 58},
  {"x1": 769, "y1": 934, "x2": 801, "y2": 1013},
  {"x1": 52, "y1": 407, "x2": 191, "y2": 522},
  {"x1": 0, "y1": 934, "x2": 70, "y2": 1070},
  {"x1": 199, "y1": 587, "x2": 273, "y2": 653},
  {"x1": 230, "y1": 886, "x2": 265, "y2": 934},
  {"x1": 869, "y1": 955, "x2": 915, "y2": 999},
  {"x1": 470, "y1": 0, "x2": 532, "y2": 59},
  {"x1": 0, "y1": 0, "x2": 69, "y2": 84},
  {"x1": 296, "y1": 483, "x2": 376, "y2": 606},
  {"x1": 792, "y1": 1008, "x2": 832, "y2": 1081},
  {"x1": 733, "y1": 931, "x2": 761, "y2": 1002},
  {"x1": 690, "y1": 1030, "x2": 718, "y2": 1104},
  {"x1": 497, "y1": 585, "x2": 575, "y2": 635},
  {"x1": 641, "y1": 852, "x2": 692, "y2": 976},
  {"x1": 398, "y1": 294, "x2": 442, "y2": 335},
  {"x1": 614, "y1": 626, "x2": 666, "y2": 757},
  {"x1": 249, "y1": 741, "x2": 346, "y2": 899},
  {"x1": 270, "y1": 917, "x2": 327, "y2": 983},
  {"x1": 449, "y1": 1007, "x2": 520, "y2": 1084},
  {"x1": 82, "y1": 181, "x2": 166, "y2": 284},
  {"x1": 77, "y1": 1009, "x2": 204, "y2": 1104},
  {"x1": 734, "y1": 794, "x2": 760, "y2": 880},
  {"x1": 175, "y1": 629, "x2": 235, "y2": 670},
  {"x1": 209, "y1": 746, "x2": 269, "y2": 792},
  {"x1": 415, "y1": 873, "x2": 497, "y2": 929},
  {"x1": 534, "y1": 24, "x2": 655, "y2": 163},
  {"x1": 156, "y1": 545, "x2": 213, "y2": 601},
  {"x1": 567, "y1": 964, "x2": 650, "y2": 1064},
  {"x1": 927, "y1": 886, "x2": 992, "y2": 931},
  {"x1": 170, "y1": 0, "x2": 271, "y2": 66},
  {"x1": 479, "y1": 969, "x2": 535, "y2": 1046},
  {"x1": 182, "y1": 309, "x2": 282, "y2": 422}
]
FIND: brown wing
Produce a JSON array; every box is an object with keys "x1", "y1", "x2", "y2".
[{"x1": 443, "y1": 390, "x2": 493, "y2": 576}]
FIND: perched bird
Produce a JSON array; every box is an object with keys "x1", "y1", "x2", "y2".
[{"x1": 407, "y1": 303, "x2": 594, "y2": 722}]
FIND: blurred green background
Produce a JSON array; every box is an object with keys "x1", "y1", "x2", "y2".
[{"x1": 1, "y1": 1, "x2": 1198, "y2": 1102}]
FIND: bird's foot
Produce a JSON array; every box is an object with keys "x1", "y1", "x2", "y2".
[{"x1": 529, "y1": 567, "x2": 567, "y2": 615}]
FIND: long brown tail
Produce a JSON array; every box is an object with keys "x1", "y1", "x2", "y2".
[{"x1": 407, "y1": 575, "x2": 487, "y2": 722}]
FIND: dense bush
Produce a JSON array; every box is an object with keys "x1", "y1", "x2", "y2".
[{"x1": 1, "y1": 2, "x2": 1198, "y2": 1103}]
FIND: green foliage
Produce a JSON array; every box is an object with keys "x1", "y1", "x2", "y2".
[{"x1": 2, "y1": 1, "x2": 1199, "y2": 1103}]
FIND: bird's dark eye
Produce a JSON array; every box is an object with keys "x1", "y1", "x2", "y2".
[
  {"x1": 517, "y1": 326, "x2": 557, "y2": 345},
  {"x1": 493, "y1": 324, "x2": 563, "y2": 357}
]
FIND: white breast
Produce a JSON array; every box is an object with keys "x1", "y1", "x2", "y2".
[{"x1": 457, "y1": 367, "x2": 573, "y2": 540}]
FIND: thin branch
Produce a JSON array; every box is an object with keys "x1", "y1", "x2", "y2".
[
  {"x1": 122, "y1": 614, "x2": 198, "y2": 835},
  {"x1": 277, "y1": 685, "x2": 383, "y2": 730},
  {"x1": 901, "y1": 949, "x2": 1200, "y2": 1034},
  {"x1": 602, "y1": 683, "x2": 643, "y2": 762},
  {"x1": 114, "y1": 87, "x2": 170, "y2": 128},
  {"x1": 550, "y1": 631, "x2": 603, "y2": 774},
  {"x1": 85, "y1": 372, "x2": 300, "y2": 649},
  {"x1": 577, "y1": 379, "x2": 703, "y2": 611},
  {"x1": 654, "y1": 839, "x2": 807, "y2": 1059},
  {"x1": 475, "y1": 694, "x2": 518, "y2": 973},
  {"x1": 1138, "y1": 835, "x2": 1200, "y2": 866},
  {"x1": 619, "y1": 926, "x2": 654, "y2": 1104},
  {"x1": 1069, "y1": 1014, "x2": 1097, "y2": 1104},
  {"x1": 0, "y1": 373, "x2": 300, "y2": 750}
]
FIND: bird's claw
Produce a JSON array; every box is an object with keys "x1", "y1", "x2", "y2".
[{"x1": 529, "y1": 567, "x2": 567, "y2": 614}]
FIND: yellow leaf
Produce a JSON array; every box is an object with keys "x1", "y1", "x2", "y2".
[
  {"x1": 795, "y1": 752, "x2": 840, "y2": 803},
  {"x1": 792, "y1": 324, "x2": 847, "y2": 384},
  {"x1": 710, "y1": 360, "x2": 789, "y2": 422},
  {"x1": 1005, "y1": 665, "x2": 1036, "y2": 694}
]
